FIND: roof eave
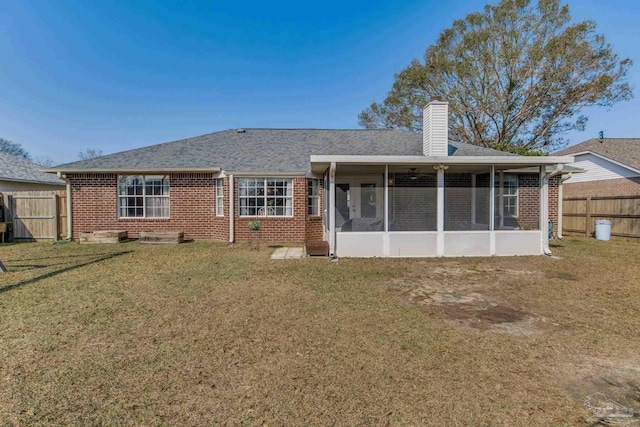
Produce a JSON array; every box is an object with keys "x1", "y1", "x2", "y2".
[
  {"x1": 310, "y1": 154, "x2": 574, "y2": 165},
  {"x1": 225, "y1": 170, "x2": 310, "y2": 177},
  {"x1": 562, "y1": 150, "x2": 640, "y2": 174},
  {"x1": 0, "y1": 176, "x2": 66, "y2": 186},
  {"x1": 43, "y1": 167, "x2": 222, "y2": 174}
]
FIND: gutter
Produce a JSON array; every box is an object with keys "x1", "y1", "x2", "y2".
[
  {"x1": 57, "y1": 172, "x2": 73, "y2": 240},
  {"x1": 225, "y1": 171, "x2": 308, "y2": 177},
  {"x1": 310, "y1": 154, "x2": 575, "y2": 166},
  {"x1": 43, "y1": 167, "x2": 221, "y2": 174},
  {"x1": 0, "y1": 176, "x2": 65, "y2": 186}
]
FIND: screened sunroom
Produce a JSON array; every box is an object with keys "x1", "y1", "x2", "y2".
[
  {"x1": 311, "y1": 157, "x2": 572, "y2": 258},
  {"x1": 308, "y1": 101, "x2": 573, "y2": 258}
]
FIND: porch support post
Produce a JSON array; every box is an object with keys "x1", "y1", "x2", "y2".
[
  {"x1": 489, "y1": 165, "x2": 495, "y2": 255},
  {"x1": 471, "y1": 173, "x2": 476, "y2": 224},
  {"x1": 384, "y1": 164, "x2": 389, "y2": 256},
  {"x1": 540, "y1": 165, "x2": 549, "y2": 254},
  {"x1": 499, "y1": 170, "x2": 505, "y2": 229},
  {"x1": 329, "y1": 162, "x2": 337, "y2": 257},
  {"x1": 436, "y1": 165, "x2": 445, "y2": 257}
]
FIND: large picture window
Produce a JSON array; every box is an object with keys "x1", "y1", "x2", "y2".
[
  {"x1": 238, "y1": 178, "x2": 293, "y2": 216},
  {"x1": 118, "y1": 175, "x2": 169, "y2": 218}
]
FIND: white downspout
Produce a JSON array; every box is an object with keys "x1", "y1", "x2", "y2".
[
  {"x1": 58, "y1": 172, "x2": 72, "y2": 240},
  {"x1": 228, "y1": 174, "x2": 234, "y2": 244},
  {"x1": 541, "y1": 164, "x2": 564, "y2": 255},
  {"x1": 558, "y1": 172, "x2": 572, "y2": 239}
]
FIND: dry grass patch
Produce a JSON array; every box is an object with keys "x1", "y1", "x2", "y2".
[{"x1": 0, "y1": 237, "x2": 639, "y2": 425}]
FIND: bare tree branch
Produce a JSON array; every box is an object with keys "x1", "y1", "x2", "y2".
[{"x1": 359, "y1": 0, "x2": 633, "y2": 153}]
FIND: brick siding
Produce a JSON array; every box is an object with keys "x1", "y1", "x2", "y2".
[
  {"x1": 68, "y1": 171, "x2": 557, "y2": 243},
  {"x1": 70, "y1": 173, "x2": 324, "y2": 243},
  {"x1": 233, "y1": 177, "x2": 324, "y2": 243},
  {"x1": 68, "y1": 173, "x2": 229, "y2": 241},
  {"x1": 563, "y1": 177, "x2": 640, "y2": 198}
]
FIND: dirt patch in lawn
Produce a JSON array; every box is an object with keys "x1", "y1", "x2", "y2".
[
  {"x1": 563, "y1": 358, "x2": 640, "y2": 423},
  {"x1": 391, "y1": 264, "x2": 548, "y2": 336}
]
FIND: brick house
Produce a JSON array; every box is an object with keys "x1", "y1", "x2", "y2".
[
  {"x1": 47, "y1": 102, "x2": 574, "y2": 257},
  {"x1": 554, "y1": 138, "x2": 640, "y2": 198}
]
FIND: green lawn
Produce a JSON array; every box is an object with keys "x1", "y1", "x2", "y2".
[{"x1": 1, "y1": 238, "x2": 639, "y2": 426}]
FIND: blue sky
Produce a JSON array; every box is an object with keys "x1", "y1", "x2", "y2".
[{"x1": 1, "y1": 0, "x2": 638, "y2": 164}]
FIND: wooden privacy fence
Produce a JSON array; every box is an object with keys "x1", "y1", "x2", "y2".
[
  {"x1": 562, "y1": 195, "x2": 640, "y2": 238},
  {"x1": 1, "y1": 191, "x2": 67, "y2": 240}
]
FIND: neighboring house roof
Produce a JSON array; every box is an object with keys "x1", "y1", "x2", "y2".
[
  {"x1": 0, "y1": 152, "x2": 65, "y2": 185},
  {"x1": 554, "y1": 138, "x2": 640, "y2": 172},
  {"x1": 49, "y1": 128, "x2": 517, "y2": 173}
]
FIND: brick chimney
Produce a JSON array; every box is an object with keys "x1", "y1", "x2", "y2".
[{"x1": 423, "y1": 100, "x2": 449, "y2": 156}]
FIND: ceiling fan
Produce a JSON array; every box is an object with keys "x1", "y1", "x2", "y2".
[
  {"x1": 408, "y1": 168, "x2": 419, "y2": 180},
  {"x1": 389, "y1": 168, "x2": 432, "y2": 186}
]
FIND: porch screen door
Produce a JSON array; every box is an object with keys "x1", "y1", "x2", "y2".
[
  {"x1": 335, "y1": 184, "x2": 350, "y2": 229},
  {"x1": 359, "y1": 183, "x2": 377, "y2": 218}
]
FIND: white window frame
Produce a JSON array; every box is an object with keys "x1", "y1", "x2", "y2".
[
  {"x1": 238, "y1": 178, "x2": 294, "y2": 217},
  {"x1": 308, "y1": 179, "x2": 320, "y2": 216},
  {"x1": 495, "y1": 174, "x2": 518, "y2": 218},
  {"x1": 215, "y1": 178, "x2": 224, "y2": 217},
  {"x1": 118, "y1": 175, "x2": 170, "y2": 219}
]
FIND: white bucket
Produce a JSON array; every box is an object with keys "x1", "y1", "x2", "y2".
[{"x1": 595, "y1": 219, "x2": 611, "y2": 241}]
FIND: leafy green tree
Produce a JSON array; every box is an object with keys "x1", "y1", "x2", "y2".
[
  {"x1": 359, "y1": 0, "x2": 632, "y2": 153},
  {"x1": 0, "y1": 138, "x2": 31, "y2": 160}
]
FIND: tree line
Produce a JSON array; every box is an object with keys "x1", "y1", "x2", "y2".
[{"x1": 0, "y1": 138, "x2": 103, "y2": 166}]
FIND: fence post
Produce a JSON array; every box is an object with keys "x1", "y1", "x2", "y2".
[
  {"x1": 6, "y1": 195, "x2": 13, "y2": 223},
  {"x1": 585, "y1": 196, "x2": 591, "y2": 237},
  {"x1": 52, "y1": 195, "x2": 59, "y2": 240}
]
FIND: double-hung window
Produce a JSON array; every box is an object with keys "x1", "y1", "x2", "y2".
[
  {"x1": 238, "y1": 178, "x2": 293, "y2": 216},
  {"x1": 495, "y1": 174, "x2": 518, "y2": 217},
  {"x1": 308, "y1": 179, "x2": 319, "y2": 216},
  {"x1": 118, "y1": 175, "x2": 169, "y2": 218},
  {"x1": 215, "y1": 179, "x2": 224, "y2": 216}
]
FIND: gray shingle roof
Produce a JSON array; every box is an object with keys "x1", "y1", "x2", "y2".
[
  {"x1": 554, "y1": 138, "x2": 640, "y2": 171},
  {"x1": 51, "y1": 128, "x2": 517, "y2": 173},
  {"x1": 0, "y1": 152, "x2": 65, "y2": 185}
]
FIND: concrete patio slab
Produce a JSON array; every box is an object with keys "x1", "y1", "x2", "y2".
[{"x1": 271, "y1": 247, "x2": 304, "y2": 259}]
